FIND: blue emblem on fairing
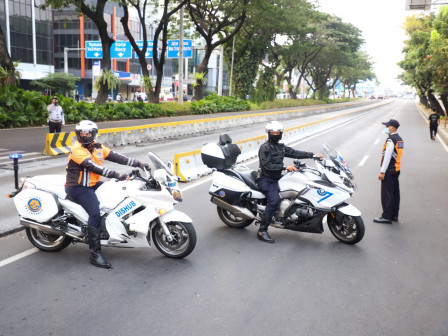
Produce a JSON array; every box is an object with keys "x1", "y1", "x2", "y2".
[
  {"x1": 219, "y1": 190, "x2": 226, "y2": 197},
  {"x1": 316, "y1": 189, "x2": 333, "y2": 203},
  {"x1": 27, "y1": 198, "x2": 42, "y2": 212}
]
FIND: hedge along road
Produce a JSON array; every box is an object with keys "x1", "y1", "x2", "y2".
[{"x1": 0, "y1": 100, "x2": 375, "y2": 155}]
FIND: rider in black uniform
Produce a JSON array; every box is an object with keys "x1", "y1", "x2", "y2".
[{"x1": 257, "y1": 121, "x2": 322, "y2": 243}]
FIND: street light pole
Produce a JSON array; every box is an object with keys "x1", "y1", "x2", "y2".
[
  {"x1": 178, "y1": 6, "x2": 184, "y2": 105},
  {"x1": 218, "y1": 46, "x2": 223, "y2": 96},
  {"x1": 229, "y1": 35, "x2": 235, "y2": 97},
  {"x1": 64, "y1": 47, "x2": 86, "y2": 74}
]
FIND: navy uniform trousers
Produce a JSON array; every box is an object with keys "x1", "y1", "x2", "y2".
[
  {"x1": 381, "y1": 170, "x2": 400, "y2": 220},
  {"x1": 258, "y1": 176, "x2": 280, "y2": 218}
]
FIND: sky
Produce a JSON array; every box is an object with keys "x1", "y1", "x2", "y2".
[{"x1": 314, "y1": 0, "x2": 412, "y2": 93}]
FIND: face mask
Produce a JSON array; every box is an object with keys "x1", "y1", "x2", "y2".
[
  {"x1": 384, "y1": 128, "x2": 390, "y2": 135},
  {"x1": 268, "y1": 134, "x2": 282, "y2": 143}
]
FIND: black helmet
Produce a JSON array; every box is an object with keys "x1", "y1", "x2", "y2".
[{"x1": 75, "y1": 120, "x2": 98, "y2": 145}]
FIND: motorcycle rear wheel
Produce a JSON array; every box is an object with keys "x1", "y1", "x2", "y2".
[
  {"x1": 151, "y1": 221, "x2": 196, "y2": 259},
  {"x1": 25, "y1": 228, "x2": 73, "y2": 252},
  {"x1": 327, "y1": 213, "x2": 365, "y2": 245},
  {"x1": 217, "y1": 206, "x2": 254, "y2": 228}
]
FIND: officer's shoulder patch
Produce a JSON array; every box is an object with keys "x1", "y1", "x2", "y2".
[{"x1": 398, "y1": 142, "x2": 404, "y2": 148}]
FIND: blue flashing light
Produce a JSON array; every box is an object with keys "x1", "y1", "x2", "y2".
[{"x1": 9, "y1": 153, "x2": 22, "y2": 159}]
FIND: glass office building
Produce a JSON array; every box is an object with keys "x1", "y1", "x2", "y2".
[{"x1": 0, "y1": 0, "x2": 53, "y2": 88}]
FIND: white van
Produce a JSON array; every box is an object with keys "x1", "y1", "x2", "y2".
[{"x1": 276, "y1": 93, "x2": 291, "y2": 99}]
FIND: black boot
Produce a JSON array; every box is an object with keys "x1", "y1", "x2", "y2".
[
  {"x1": 88, "y1": 227, "x2": 112, "y2": 269},
  {"x1": 257, "y1": 214, "x2": 274, "y2": 243}
]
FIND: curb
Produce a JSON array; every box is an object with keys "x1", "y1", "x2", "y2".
[{"x1": 0, "y1": 226, "x2": 24, "y2": 239}]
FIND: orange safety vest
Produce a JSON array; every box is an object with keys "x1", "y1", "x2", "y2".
[{"x1": 381, "y1": 133, "x2": 403, "y2": 172}]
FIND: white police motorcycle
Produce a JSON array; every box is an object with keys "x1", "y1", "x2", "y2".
[
  {"x1": 201, "y1": 135, "x2": 364, "y2": 244},
  {"x1": 10, "y1": 152, "x2": 196, "y2": 258}
]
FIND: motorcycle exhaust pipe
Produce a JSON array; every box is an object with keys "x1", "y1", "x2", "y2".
[
  {"x1": 20, "y1": 218, "x2": 63, "y2": 236},
  {"x1": 20, "y1": 218, "x2": 83, "y2": 241},
  {"x1": 211, "y1": 196, "x2": 256, "y2": 219}
]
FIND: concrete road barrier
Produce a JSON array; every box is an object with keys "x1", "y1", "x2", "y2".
[
  {"x1": 42, "y1": 100, "x2": 384, "y2": 156},
  {"x1": 173, "y1": 102, "x2": 388, "y2": 181}
]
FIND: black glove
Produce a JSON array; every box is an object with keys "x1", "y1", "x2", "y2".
[
  {"x1": 138, "y1": 162, "x2": 151, "y2": 170},
  {"x1": 114, "y1": 172, "x2": 128, "y2": 181}
]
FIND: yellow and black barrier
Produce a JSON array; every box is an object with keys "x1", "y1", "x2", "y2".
[{"x1": 43, "y1": 132, "x2": 75, "y2": 156}]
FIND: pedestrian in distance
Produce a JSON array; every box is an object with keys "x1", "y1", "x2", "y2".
[
  {"x1": 428, "y1": 107, "x2": 440, "y2": 141},
  {"x1": 257, "y1": 121, "x2": 323, "y2": 243},
  {"x1": 47, "y1": 96, "x2": 65, "y2": 133},
  {"x1": 65, "y1": 120, "x2": 151, "y2": 269},
  {"x1": 75, "y1": 90, "x2": 80, "y2": 103},
  {"x1": 374, "y1": 119, "x2": 404, "y2": 224}
]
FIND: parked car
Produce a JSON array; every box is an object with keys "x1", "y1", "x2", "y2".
[{"x1": 276, "y1": 93, "x2": 291, "y2": 99}]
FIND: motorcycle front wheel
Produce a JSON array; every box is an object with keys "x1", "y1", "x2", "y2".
[
  {"x1": 151, "y1": 221, "x2": 196, "y2": 259},
  {"x1": 327, "y1": 213, "x2": 365, "y2": 245},
  {"x1": 26, "y1": 228, "x2": 73, "y2": 252},
  {"x1": 217, "y1": 206, "x2": 254, "y2": 228}
]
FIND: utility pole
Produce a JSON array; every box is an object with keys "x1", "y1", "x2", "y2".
[
  {"x1": 64, "y1": 47, "x2": 85, "y2": 97},
  {"x1": 64, "y1": 47, "x2": 85, "y2": 74},
  {"x1": 218, "y1": 46, "x2": 223, "y2": 96},
  {"x1": 178, "y1": 6, "x2": 184, "y2": 105},
  {"x1": 229, "y1": 36, "x2": 235, "y2": 96}
]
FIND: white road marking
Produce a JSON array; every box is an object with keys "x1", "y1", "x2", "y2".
[
  {"x1": 358, "y1": 155, "x2": 369, "y2": 166},
  {"x1": 0, "y1": 248, "x2": 38, "y2": 269},
  {"x1": 374, "y1": 139, "x2": 380, "y2": 145}
]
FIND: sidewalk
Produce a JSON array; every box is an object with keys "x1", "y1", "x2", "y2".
[{"x1": 417, "y1": 102, "x2": 448, "y2": 146}]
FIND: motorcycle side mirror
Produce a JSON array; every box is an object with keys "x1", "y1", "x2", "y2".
[
  {"x1": 166, "y1": 161, "x2": 174, "y2": 174},
  {"x1": 153, "y1": 169, "x2": 167, "y2": 184}
]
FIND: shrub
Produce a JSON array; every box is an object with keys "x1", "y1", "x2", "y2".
[{"x1": 190, "y1": 94, "x2": 250, "y2": 114}]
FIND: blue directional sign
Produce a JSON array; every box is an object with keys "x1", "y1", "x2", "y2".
[
  {"x1": 167, "y1": 39, "x2": 193, "y2": 59},
  {"x1": 113, "y1": 71, "x2": 131, "y2": 80},
  {"x1": 85, "y1": 41, "x2": 103, "y2": 59},
  {"x1": 135, "y1": 40, "x2": 158, "y2": 58},
  {"x1": 111, "y1": 41, "x2": 132, "y2": 59}
]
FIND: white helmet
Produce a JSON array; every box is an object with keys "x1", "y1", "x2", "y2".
[
  {"x1": 75, "y1": 120, "x2": 98, "y2": 145},
  {"x1": 266, "y1": 121, "x2": 284, "y2": 133}
]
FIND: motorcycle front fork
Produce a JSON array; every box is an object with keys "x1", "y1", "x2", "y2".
[{"x1": 158, "y1": 217, "x2": 174, "y2": 242}]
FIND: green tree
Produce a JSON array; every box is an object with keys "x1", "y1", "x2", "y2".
[
  {"x1": 302, "y1": 15, "x2": 363, "y2": 100},
  {"x1": 0, "y1": 25, "x2": 20, "y2": 86},
  {"x1": 339, "y1": 52, "x2": 375, "y2": 98},
  {"x1": 31, "y1": 72, "x2": 79, "y2": 95},
  {"x1": 399, "y1": 13, "x2": 442, "y2": 111},
  {"x1": 40, "y1": 1, "x2": 114, "y2": 104},
  {"x1": 119, "y1": 0, "x2": 187, "y2": 104},
  {"x1": 187, "y1": 0, "x2": 250, "y2": 100}
]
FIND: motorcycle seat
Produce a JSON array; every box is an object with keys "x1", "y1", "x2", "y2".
[{"x1": 230, "y1": 167, "x2": 260, "y2": 191}]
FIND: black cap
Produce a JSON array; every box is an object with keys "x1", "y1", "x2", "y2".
[{"x1": 382, "y1": 119, "x2": 400, "y2": 129}]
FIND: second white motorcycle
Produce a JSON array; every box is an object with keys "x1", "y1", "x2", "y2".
[{"x1": 201, "y1": 135, "x2": 365, "y2": 244}]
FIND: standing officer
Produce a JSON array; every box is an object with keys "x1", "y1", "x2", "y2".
[
  {"x1": 428, "y1": 108, "x2": 440, "y2": 141},
  {"x1": 47, "y1": 96, "x2": 65, "y2": 133},
  {"x1": 374, "y1": 119, "x2": 404, "y2": 224},
  {"x1": 257, "y1": 121, "x2": 322, "y2": 243}
]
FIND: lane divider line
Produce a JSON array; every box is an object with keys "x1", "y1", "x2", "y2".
[
  {"x1": 358, "y1": 155, "x2": 369, "y2": 167},
  {"x1": 0, "y1": 248, "x2": 38, "y2": 269}
]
